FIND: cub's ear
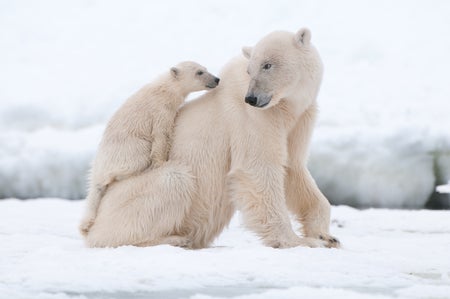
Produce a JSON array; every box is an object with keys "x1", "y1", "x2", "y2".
[
  {"x1": 242, "y1": 46, "x2": 252, "y2": 59},
  {"x1": 170, "y1": 67, "x2": 179, "y2": 78},
  {"x1": 294, "y1": 27, "x2": 311, "y2": 47}
]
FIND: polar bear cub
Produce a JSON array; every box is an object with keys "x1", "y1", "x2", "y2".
[{"x1": 79, "y1": 61, "x2": 220, "y2": 236}]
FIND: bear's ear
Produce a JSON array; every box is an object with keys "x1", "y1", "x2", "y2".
[
  {"x1": 294, "y1": 28, "x2": 311, "y2": 47},
  {"x1": 170, "y1": 67, "x2": 179, "y2": 78},
  {"x1": 242, "y1": 46, "x2": 252, "y2": 59}
]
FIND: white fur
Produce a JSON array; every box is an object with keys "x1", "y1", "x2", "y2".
[
  {"x1": 84, "y1": 29, "x2": 339, "y2": 249},
  {"x1": 79, "y1": 61, "x2": 218, "y2": 237}
]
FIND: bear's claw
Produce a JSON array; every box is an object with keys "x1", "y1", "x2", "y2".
[{"x1": 319, "y1": 234, "x2": 341, "y2": 248}]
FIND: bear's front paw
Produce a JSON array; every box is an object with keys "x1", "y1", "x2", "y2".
[
  {"x1": 318, "y1": 234, "x2": 341, "y2": 248},
  {"x1": 298, "y1": 237, "x2": 328, "y2": 248},
  {"x1": 267, "y1": 236, "x2": 328, "y2": 248}
]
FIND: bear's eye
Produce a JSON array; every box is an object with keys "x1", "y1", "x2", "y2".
[
  {"x1": 196, "y1": 71, "x2": 204, "y2": 76},
  {"x1": 263, "y1": 63, "x2": 272, "y2": 70}
]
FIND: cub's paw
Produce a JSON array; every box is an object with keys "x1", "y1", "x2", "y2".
[{"x1": 165, "y1": 236, "x2": 192, "y2": 248}]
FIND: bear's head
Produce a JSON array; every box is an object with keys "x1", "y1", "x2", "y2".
[
  {"x1": 170, "y1": 61, "x2": 220, "y2": 93},
  {"x1": 242, "y1": 28, "x2": 323, "y2": 112}
]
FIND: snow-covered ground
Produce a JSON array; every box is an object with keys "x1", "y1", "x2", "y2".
[
  {"x1": 1, "y1": 1, "x2": 450, "y2": 207},
  {"x1": 1, "y1": 199, "x2": 450, "y2": 299}
]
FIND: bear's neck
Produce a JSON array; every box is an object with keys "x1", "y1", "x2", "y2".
[
  {"x1": 284, "y1": 80, "x2": 320, "y2": 120},
  {"x1": 286, "y1": 94, "x2": 314, "y2": 119},
  {"x1": 270, "y1": 90, "x2": 318, "y2": 133},
  {"x1": 154, "y1": 73, "x2": 189, "y2": 107}
]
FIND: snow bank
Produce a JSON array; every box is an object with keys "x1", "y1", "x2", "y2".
[
  {"x1": 1, "y1": 199, "x2": 450, "y2": 299},
  {"x1": 310, "y1": 127, "x2": 450, "y2": 208},
  {"x1": 0, "y1": 127, "x2": 102, "y2": 199},
  {"x1": 437, "y1": 181, "x2": 450, "y2": 194},
  {"x1": 1, "y1": 0, "x2": 450, "y2": 207},
  {"x1": 1, "y1": 126, "x2": 449, "y2": 208}
]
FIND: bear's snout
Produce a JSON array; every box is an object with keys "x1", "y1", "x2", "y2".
[
  {"x1": 245, "y1": 93, "x2": 271, "y2": 108},
  {"x1": 245, "y1": 95, "x2": 258, "y2": 106},
  {"x1": 206, "y1": 77, "x2": 220, "y2": 89}
]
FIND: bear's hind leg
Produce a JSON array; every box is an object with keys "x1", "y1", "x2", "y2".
[
  {"x1": 84, "y1": 161, "x2": 196, "y2": 248},
  {"x1": 79, "y1": 182, "x2": 110, "y2": 236}
]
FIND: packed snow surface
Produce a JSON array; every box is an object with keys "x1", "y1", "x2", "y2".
[
  {"x1": 0, "y1": 199, "x2": 450, "y2": 299},
  {"x1": 1, "y1": 0, "x2": 450, "y2": 207}
]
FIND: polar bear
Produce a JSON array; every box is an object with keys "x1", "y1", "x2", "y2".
[
  {"x1": 79, "y1": 61, "x2": 220, "y2": 237},
  {"x1": 84, "y1": 28, "x2": 339, "y2": 249}
]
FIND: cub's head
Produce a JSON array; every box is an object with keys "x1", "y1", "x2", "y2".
[
  {"x1": 170, "y1": 61, "x2": 220, "y2": 92},
  {"x1": 242, "y1": 28, "x2": 323, "y2": 109}
]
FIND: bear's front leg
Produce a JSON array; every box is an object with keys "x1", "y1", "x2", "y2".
[
  {"x1": 227, "y1": 168, "x2": 326, "y2": 248},
  {"x1": 284, "y1": 104, "x2": 340, "y2": 248},
  {"x1": 285, "y1": 165, "x2": 340, "y2": 248}
]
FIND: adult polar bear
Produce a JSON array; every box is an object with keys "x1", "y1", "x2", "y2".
[{"x1": 85, "y1": 28, "x2": 339, "y2": 249}]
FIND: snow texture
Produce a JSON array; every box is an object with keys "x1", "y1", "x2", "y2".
[
  {"x1": 1, "y1": 0, "x2": 450, "y2": 207},
  {"x1": 0, "y1": 199, "x2": 450, "y2": 299}
]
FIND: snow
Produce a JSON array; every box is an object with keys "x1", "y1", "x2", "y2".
[
  {"x1": 1, "y1": 2, "x2": 450, "y2": 206},
  {"x1": 1, "y1": 199, "x2": 450, "y2": 299},
  {"x1": 437, "y1": 182, "x2": 450, "y2": 194}
]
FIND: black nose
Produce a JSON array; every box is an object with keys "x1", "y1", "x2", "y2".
[
  {"x1": 214, "y1": 77, "x2": 220, "y2": 84},
  {"x1": 245, "y1": 95, "x2": 257, "y2": 106}
]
